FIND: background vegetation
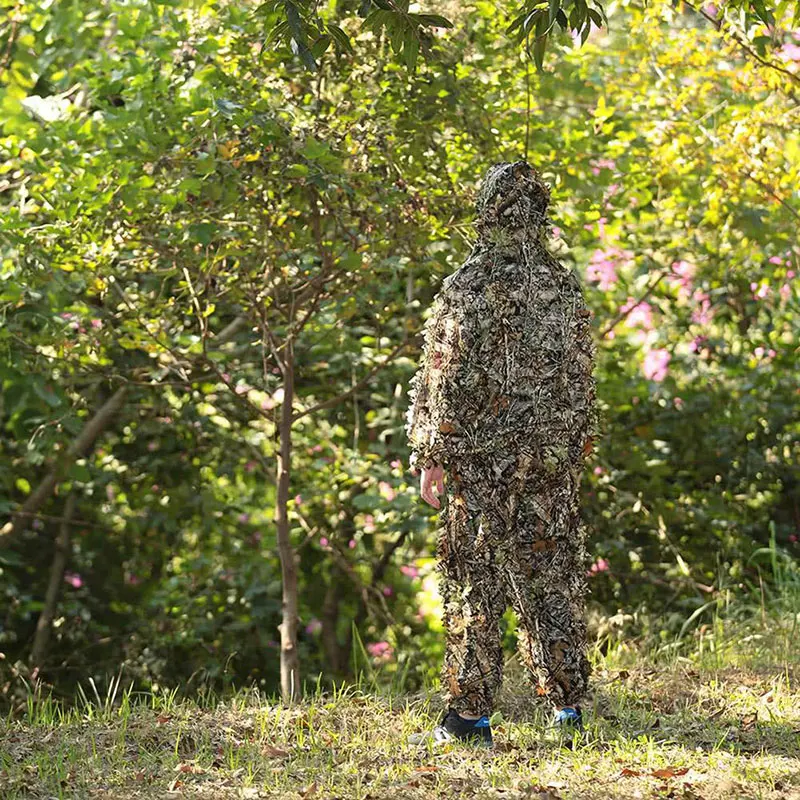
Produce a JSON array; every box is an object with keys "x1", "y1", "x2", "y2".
[{"x1": 1, "y1": 0, "x2": 798, "y2": 712}]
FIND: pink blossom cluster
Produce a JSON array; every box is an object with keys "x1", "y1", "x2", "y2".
[
  {"x1": 587, "y1": 558, "x2": 609, "y2": 577},
  {"x1": 305, "y1": 618, "x2": 322, "y2": 635},
  {"x1": 669, "y1": 260, "x2": 695, "y2": 300},
  {"x1": 587, "y1": 246, "x2": 633, "y2": 290},
  {"x1": 64, "y1": 572, "x2": 83, "y2": 588},
  {"x1": 753, "y1": 346, "x2": 777, "y2": 360},
  {"x1": 620, "y1": 296, "x2": 654, "y2": 332},
  {"x1": 643, "y1": 348, "x2": 671, "y2": 382},
  {"x1": 378, "y1": 481, "x2": 396, "y2": 502},
  {"x1": 690, "y1": 289, "x2": 715, "y2": 326},
  {"x1": 400, "y1": 564, "x2": 419, "y2": 579},
  {"x1": 590, "y1": 158, "x2": 616, "y2": 176},
  {"x1": 367, "y1": 641, "x2": 393, "y2": 660}
]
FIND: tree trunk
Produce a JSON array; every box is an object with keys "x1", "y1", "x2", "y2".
[
  {"x1": 1, "y1": 388, "x2": 128, "y2": 545},
  {"x1": 30, "y1": 493, "x2": 77, "y2": 670},
  {"x1": 275, "y1": 338, "x2": 300, "y2": 703}
]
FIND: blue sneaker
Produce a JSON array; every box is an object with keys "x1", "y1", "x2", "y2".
[
  {"x1": 409, "y1": 709, "x2": 494, "y2": 748},
  {"x1": 554, "y1": 705, "x2": 584, "y2": 731}
]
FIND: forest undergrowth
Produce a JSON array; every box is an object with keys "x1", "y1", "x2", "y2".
[{"x1": 2, "y1": 596, "x2": 799, "y2": 800}]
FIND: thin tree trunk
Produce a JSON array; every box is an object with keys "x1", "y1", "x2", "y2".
[
  {"x1": 275, "y1": 338, "x2": 300, "y2": 703},
  {"x1": 321, "y1": 580, "x2": 346, "y2": 675},
  {"x1": 1, "y1": 388, "x2": 128, "y2": 545},
  {"x1": 30, "y1": 493, "x2": 77, "y2": 670}
]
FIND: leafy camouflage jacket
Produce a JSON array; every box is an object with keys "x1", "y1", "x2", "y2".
[{"x1": 405, "y1": 162, "x2": 598, "y2": 475}]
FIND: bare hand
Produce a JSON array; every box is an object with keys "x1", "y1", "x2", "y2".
[{"x1": 420, "y1": 462, "x2": 445, "y2": 509}]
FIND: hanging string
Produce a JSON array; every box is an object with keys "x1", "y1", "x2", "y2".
[{"x1": 524, "y1": 32, "x2": 532, "y2": 162}]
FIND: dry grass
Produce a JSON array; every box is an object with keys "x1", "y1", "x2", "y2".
[{"x1": 2, "y1": 619, "x2": 799, "y2": 799}]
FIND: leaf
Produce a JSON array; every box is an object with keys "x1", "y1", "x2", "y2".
[
  {"x1": 588, "y1": 8, "x2": 603, "y2": 27},
  {"x1": 301, "y1": 782, "x2": 318, "y2": 799},
  {"x1": 620, "y1": 767, "x2": 640, "y2": 777},
  {"x1": 262, "y1": 743, "x2": 290, "y2": 757},
  {"x1": 327, "y1": 23, "x2": 354, "y2": 54},
  {"x1": 15, "y1": 477, "x2": 31, "y2": 495},
  {"x1": 403, "y1": 34, "x2": 419, "y2": 70},
  {"x1": 651, "y1": 767, "x2": 689, "y2": 779},
  {"x1": 533, "y1": 33, "x2": 548, "y2": 70},
  {"x1": 416, "y1": 14, "x2": 453, "y2": 27}
]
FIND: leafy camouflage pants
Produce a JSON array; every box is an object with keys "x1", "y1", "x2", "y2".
[{"x1": 438, "y1": 451, "x2": 591, "y2": 715}]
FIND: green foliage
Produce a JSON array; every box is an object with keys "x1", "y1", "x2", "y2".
[{"x1": 0, "y1": 0, "x2": 798, "y2": 703}]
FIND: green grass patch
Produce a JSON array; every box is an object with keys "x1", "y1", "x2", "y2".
[{"x1": 2, "y1": 606, "x2": 799, "y2": 799}]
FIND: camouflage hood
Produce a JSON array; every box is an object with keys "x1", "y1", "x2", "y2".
[{"x1": 474, "y1": 161, "x2": 551, "y2": 239}]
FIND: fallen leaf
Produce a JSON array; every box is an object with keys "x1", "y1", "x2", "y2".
[
  {"x1": 651, "y1": 767, "x2": 689, "y2": 779},
  {"x1": 261, "y1": 744, "x2": 290, "y2": 758},
  {"x1": 620, "y1": 768, "x2": 640, "y2": 777},
  {"x1": 414, "y1": 765, "x2": 439, "y2": 773},
  {"x1": 157, "y1": 714, "x2": 172, "y2": 725},
  {"x1": 301, "y1": 782, "x2": 318, "y2": 799},
  {"x1": 175, "y1": 762, "x2": 204, "y2": 774},
  {"x1": 167, "y1": 777, "x2": 183, "y2": 792}
]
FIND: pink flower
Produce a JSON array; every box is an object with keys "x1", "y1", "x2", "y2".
[
  {"x1": 305, "y1": 618, "x2": 322, "y2": 635},
  {"x1": 378, "y1": 481, "x2": 396, "y2": 502},
  {"x1": 390, "y1": 459, "x2": 402, "y2": 470},
  {"x1": 788, "y1": 270, "x2": 796, "y2": 279},
  {"x1": 382, "y1": 586, "x2": 393, "y2": 597},
  {"x1": 552, "y1": 226, "x2": 562, "y2": 238},
  {"x1": 238, "y1": 513, "x2": 249, "y2": 524},
  {"x1": 642, "y1": 348, "x2": 670, "y2": 382},
  {"x1": 621, "y1": 297, "x2": 654, "y2": 331},
  {"x1": 320, "y1": 536, "x2": 329, "y2": 547},
  {"x1": 64, "y1": 572, "x2": 83, "y2": 588},
  {"x1": 244, "y1": 461, "x2": 257, "y2": 472},
  {"x1": 367, "y1": 641, "x2": 393, "y2": 659},
  {"x1": 689, "y1": 336, "x2": 708, "y2": 353},
  {"x1": 586, "y1": 249, "x2": 619, "y2": 290},
  {"x1": 147, "y1": 441, "x2": 158, "y2": 452},
  {"x1": 400, "y1": 565, "x2": 419, "y2": 578},
  {"x1": 363, "y1": 514, "x2": 376, "y2": 533},
  {"x1": 778, "y1": 42, "x2": 800, "y2": 61},
  {"x1": 703, "y1": 2, "x2": 718, "y2": 16},
  {"x1": 669, "y1": 260, "x2": 695, "y2": 300},
  {"x1": 90, "y1": 319, "x2": 102, "y2": 329},
  {"x1": 751, "y1": 281, "x2": 770, "y2": 300},
  {"x1": 768, "y1": 256, "x2": 784, "y2": 265},
  {"x1": 691, "y1": 289, "x2": 715, "y2": 325},
  {"x1": 294, "y1": 494, "x2": 302, "y2": 506},
  {"x1": 587, "y1": 558, "x2": 610, "y2": 576},
  {"x1": 590, "y1": 158, "x2": 616, "y2": 176},
  {"x1": 348, "y1": 538, "x2": 356, "y2": 549},
  {"x1": 593, "y1": 466, "x2": 605, "y2": 475},
  {"x1": 673, "y1": 396, "x2": 684, "y2": 410},
  {"x1": 790, "y1": 534, "x2": 798, "y2": 543},
  {"x1": 780, "y1": 283, "x2": 792, "y2": 301}
]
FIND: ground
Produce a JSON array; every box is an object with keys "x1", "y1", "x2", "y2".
[{"x1": 2, "y1": 625, "x2": 799, "y2": 799}]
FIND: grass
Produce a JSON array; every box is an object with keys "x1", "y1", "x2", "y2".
[
  {"x1": 2, "y1": 603, "x2": 799, "y2": 800},
  {"x1": 4, "y1": 537, "x2": 800, "y2": 799}
]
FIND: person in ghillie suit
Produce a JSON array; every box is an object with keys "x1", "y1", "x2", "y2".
[{"x1": 405, "y1": 161, "x2": 598, "y2": 747}]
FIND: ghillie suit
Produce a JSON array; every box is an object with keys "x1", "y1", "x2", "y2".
[{"x1": 405, "y1": 161, "x2": 598, "y2": 715}]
